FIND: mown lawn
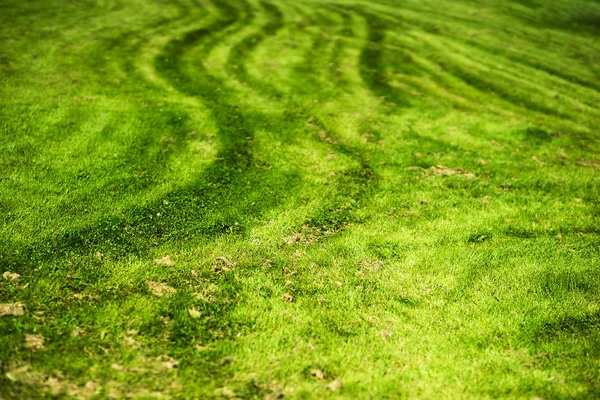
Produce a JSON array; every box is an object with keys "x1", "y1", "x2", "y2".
[{"x1": 1, "y1": 0, "x2": 599, "y2": 398}]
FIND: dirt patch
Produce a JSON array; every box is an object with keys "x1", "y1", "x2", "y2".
[
  {"x1": 0, "y1": 303, "x2": 24, "y2": 316},
  {"x1": 215, "y1": 256, "x2": 235, "y2": 271},
  {"x1": 326, "y1": 378, "x2": 343, "y2": 391},
  {"x1": 153, "y1": 255, "x2": 175, "y2": 267},
  {"x1": 147, "y1": 281, "x2": 176, "y2": 297},
  {"x1": 25, "y1": 334, "x2": 45, "y2": 350},
  {"x1": 408, "y1": 165, "x2": 476, "y2": 178},
  {"x1": 72, "y1": 293, "x2": 100, "y2": 301},
  {"x1": 578, "y1": 159, "x2": 600, "y2": 169},
  {"x1": 123, "y1": 335, "x2": 140, "y2": 348},
  {"x1": 285, "y1": 225, "x2": 325, "y2": 245},
  {"x1": 360, "y1": 259, "x2": 383, "y2": 270},
  {"x1": 188, "y1": 308, "x2": 202, "y2": 318},
  {"x1": 46, "y1": 378, "x2": 98, "y2": 398},
  {"x1": 311, "y1": 369, "x2": 325, "y2": 380},
  {"x1": 285, "y1": 232, "x2": 305, "y2": 245},
  {"x1": 428, "y1": 165, "x2": 476, "y2": 178},
  {"x1": 6, "y1": 364, "x2": 98, "y2": 399},
  {"x1": 71, "y1": 328, "x2": 85, "y2": 337},
  {"x1": 3, "y1": 271, "x2": 21, "y2": 281},
  {"x1": 281, "y1": 293, "x2": 294, "y2": 302},
  {"x1": 160, "y1": 356, "x2": 179, "y2": 370},
  {"x1": 195, "y1": 283, "x2": 218, "y2": 302}
]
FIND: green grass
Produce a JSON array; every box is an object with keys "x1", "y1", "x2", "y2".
[{"x1": 1, "y1": 0, "x2": 599, "y2": 398}]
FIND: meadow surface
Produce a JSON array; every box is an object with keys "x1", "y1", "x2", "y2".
[{"x1": 1, "y1": 0, "x2": 600, "y2": 398}]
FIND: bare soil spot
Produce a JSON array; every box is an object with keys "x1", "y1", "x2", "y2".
[
  {"x1": 0, "y1": 303, "x2": 24, "y2": 316},
  {"x1": 281, "y1": 293, "x2": 294, "y2": 302},
  {"x1": 71, "y1": 328, "x2": 85, "y2": 337},
  {"x1": 153, "y1": 255, "x2": 175, "y2": 267},
  {"x1": 285, "y1": 225, "x2": 323, "y2": 245},
  {"x1": 578, "y1": 159, "x2": 600, "y2": 169},
  {"x1": 311, "y1": 369, "x2": 325, "y2": 380},
  {"x1": 221, "y1": 387, "x2": 236, "y2": 398},
  {"x1": 327, "y1": 378, "x2": 343, "y2": 391},
  {"x1": 147, "y1": 281, "x2": 176, "y2": 297},
  {"x1": 3, "y1": 271, "x2": 21, "y2": 281},
  {"x1": 188, "y1": 308, "x2": 202, "y2": 318},
  {"x1": 160, "y1": 356, "x2": 179, "y2": 370},
  {"x1": 215, "y1": 256, "x2": 235, "y2": 271},
  {"x1": 25, "y1": 334, "x2": 45, "y2": 350},
  {"x1": 428, "y1": 165, "x2": 476, "y2": 179}
]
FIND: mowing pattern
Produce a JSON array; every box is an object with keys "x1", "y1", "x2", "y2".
[{"x1": 1, "y1": 0, "x2": 599, "y2": 398}]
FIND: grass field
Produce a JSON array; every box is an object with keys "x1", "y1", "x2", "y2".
[{"x1": 1, "y1": 0, "x2": 600, "y2": 398}]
